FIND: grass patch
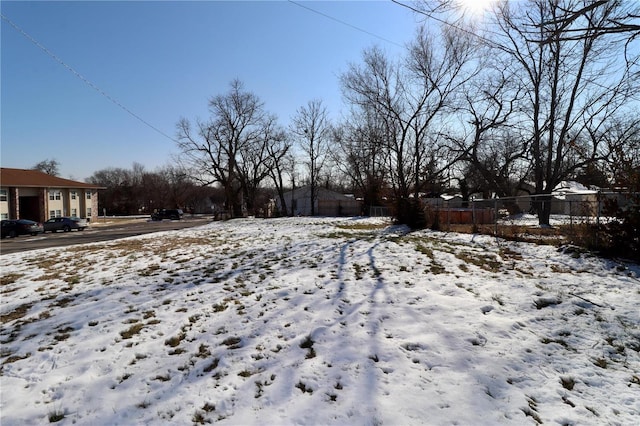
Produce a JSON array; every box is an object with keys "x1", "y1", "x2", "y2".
[
  {"x1": 52, "y1": 297, "x2": 75, "y2": 308},
  {"x1": 203, "y1": 357, "x2": 220, "y2": 373},
  {"x1": 295, "y1": 381, "x2": 313, "y2": 394},
  {"x1": 64, "y1": 275, "x2": 81, "y2": 285},
  {"x1": 192, "y1": 411, "x2": 207, "y2": 424},
  {"x1": 533, "y1": 297, "x2": 562, "y2": 309},
  {"x1": 429, "y1": 263, "x2": 447, "y2": 274},
  {"x1": 48, "y1": 407, "x2": 65, "y2": 423},
  {"x1": 142, "y1": 310, "x2": 156, "y2": 319},
  {"x1": 0, "y1": 273, "x2": 24, "y2": 286},
  {"x1": 335, "y1": 223, "x2": 389, "y2": 231},
  {"x1": 593, "y1": 357, "x2": 608, "y2": 369},
  {"x1": 455, "y1": 251, "x2": 502, "y2": 272},
  {"x1": 196, "y1": 344, "x2": 211, "y2": 358},
  {"x1": 560, "y1": 376, "x2": 576, "y2": 390},
  {"x1": 300, "y1": 335, "x2": 316, "y2": 359},
  {"x1": 2, "y1": 352, "x2": 31, "y2": 364},
  {"x1": 164, "y1": 333, "x2": 186, "y2": 348},
  {"x1": 541, "y1": 337, "x2": 570, "y2": 349},
  {"x1": 1, "y1": 302, "x2": 34, "y2": 324},
  {"x1": 415, "y1": 243, "x2": 434, "y2": 258},
  {"x1": 140, "y1": 264, "x2": 161, "y2": 276},
  {"x1": 222, "y1": 336, "x2": 242, "y2": 349},
  {"x1": 120, "y1": 323, "x2": 145, "y2": 339},
  {"x1": 238, "y1": 369, "x2": 256, "y2": 378},
  {"x1": 521, "y1": 396, "x2": 542, "y2": 424},
  {"x1": 353, "y1": 264, "x2": 365, "y2": 280},
  {"x1": 212, "y1": 302, "x2": 227, "y2": 312}
]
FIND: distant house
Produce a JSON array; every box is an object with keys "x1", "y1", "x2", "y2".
[
  {"x1": 551, "y1": 181, "x2": 599, "y2": 215},
  {"x1": 0, "y1": 168, "x2": 103, "y2": 222},
  {"x1": 278, "y1": 186, "x2": 362, "y2": 217}
]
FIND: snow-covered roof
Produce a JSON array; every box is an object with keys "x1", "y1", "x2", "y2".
[
  {"x1": 552, "y1": 181, "x2": 598, "y2": 195},
  {"x1": 441, "y1": 194, "x2": 463, "y2": 201}
]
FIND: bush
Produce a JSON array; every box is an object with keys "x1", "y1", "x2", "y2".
[
  {"x1": 394, "y1": 198, "x2": 427, "y2": 229},
  {"x1": 592, "y1": 192, "x2": 639, "y2": 259}
]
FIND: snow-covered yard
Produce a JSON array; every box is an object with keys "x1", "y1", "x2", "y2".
[{"x1": 1, "y1": 217, "x2": 638, "y2": 425}]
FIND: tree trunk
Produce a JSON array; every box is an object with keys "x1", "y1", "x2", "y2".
[{"x1": 535, "y1": 194, "x2": 553, "y2": 226}]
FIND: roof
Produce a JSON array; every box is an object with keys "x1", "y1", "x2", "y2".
[
  {"x1": 282, "y1": 185, "x2": 354, "y2": 201},
  {"x1": 0, "y1": 168, "x2": 103, "y2": 189}
]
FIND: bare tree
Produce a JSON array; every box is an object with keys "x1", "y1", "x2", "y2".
[
  {"x1": 534, "y1": 1, "x2": 640, "y2": 45},
  {"x1": 290, "y1": 99, "x2": 332, "y2": 216},
  {"x1": 334, "y1": 106, "x2": 388, "y2": 211},
  {"x1": 32, "y1": 159, "x2": 60, "y2": 176},
  {"x1": 176, "y1": 80, "x2": 272, "y2": 218},
  {"x1": 486, "y1": 0, "x2": 640, "y2": 225},
  {"x1": 86, "y1": 167, "x2": 132, "y2": 214},
  {"x1": 341, "y1": 24, "x2": 476, "y2": 225},
  {"x1": 237, "y1": 114, "x2": 288, "y2": 215},
  {"x1": 600, "y1": 115, "x2": 640, "y2": 188},
  {"x1": 265, "y1": 132, "x2": 293, "y2": 217},
  {"x1": 445, "y1": 68, "x2": 531, "y2": 205},
  {"x1": 341, "y1": 46, "x2": 412, "y2": 203}
]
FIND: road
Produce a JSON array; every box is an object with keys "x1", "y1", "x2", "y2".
[{"x1": 0, "y1": 216, "x2": 211, "y2": 255}]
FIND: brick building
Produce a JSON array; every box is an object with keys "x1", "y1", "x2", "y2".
[{"x1": 0, "y1": 168, "x2": 103, "y2": 222}]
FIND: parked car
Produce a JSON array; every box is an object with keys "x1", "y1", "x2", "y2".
[
  {"x1": 151, "y1": 209, "x2": 183, "y2": 221},
  {"x1": 1, "y1": 219, "x2": 44, "y2": 238},
  {"x1": 43, "y1": 217, "x2": 88, "y2": 233}
]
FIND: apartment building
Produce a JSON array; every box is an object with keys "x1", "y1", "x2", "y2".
[{"x1": 0, "y1": 168, "x2": 103, "y2": 222}]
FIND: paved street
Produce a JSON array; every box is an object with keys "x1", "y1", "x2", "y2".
[{"x1": 0, "y1": 216, "x2": 210, "y2": 255}]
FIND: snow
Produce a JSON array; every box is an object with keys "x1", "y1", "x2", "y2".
[
  {"x1": 553, "y1": 181, "x2": 597, "y2": 195},
  {"x1": 1, "y1": 216, "x2": 638, "y2": 425}
]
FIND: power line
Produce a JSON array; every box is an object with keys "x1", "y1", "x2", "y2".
[
  {"x1": 288, "y1": 0, "x2": 404, "y2": 48},
  {"x1": 390, "y1": 0, "x2": 640, "y2": 104},
  {"x1": 1, "y1": 13, "x2": 178, "y2": 143},
  {"x1": 390, "y1": 0, "x2": 501, "y2": 48}
]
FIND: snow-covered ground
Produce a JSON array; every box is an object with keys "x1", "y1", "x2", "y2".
[
  {"x1": 1, "y1": 217, "x2": 638, "y2": 425},
  {"x1": 499, "y1": 213, "x2": 614, "y2": 227}
]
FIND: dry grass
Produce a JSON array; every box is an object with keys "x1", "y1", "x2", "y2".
[
  {"x1": 1, "y1": 302, "x2": 34, "y2": 324},
  {"x1": 120, "y1": 323, "x2": 145, "y2": 339},
  {"x1": 0, "y1": 273, "x2": 24, "y2": 287},
  {"x1": 335, "y1": 223, "x2": 389, "y2": 231},
  {"x1": 164, "y1": 333, "x2": 186, "y2": 348},
  {"x1": 440, "y1": 223, "x2": 598, "y2": 248},
  {"x1": 454, "y1": 251, "x2": 502, "y2": 272}
]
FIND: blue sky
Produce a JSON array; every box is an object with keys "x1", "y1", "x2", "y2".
[{"x1": 1, "y1": 1, "x2": 419, "y2": 181}]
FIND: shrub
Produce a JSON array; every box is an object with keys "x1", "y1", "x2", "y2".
[{"x1": 596, "y1": 192, "x2": 639, "y2": 259}]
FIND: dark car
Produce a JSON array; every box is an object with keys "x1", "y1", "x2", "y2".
[
  {"x1": 1, "y1": 219, "x2": 45, "y2": 238},
  {"x1": 43, "y1": 217, "x2": 88, "y2": 233},
  {"x1": 151, "y1": 209, "x2": 183, "y2": 221}
]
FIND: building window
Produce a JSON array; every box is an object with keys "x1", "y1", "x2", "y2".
[
  {"x1": 86, "y1": 191, "x2": 92, "y2": 200},
  {"x1": 50, "y1": 190, "x2": 62, "y2": 201},
  {"x1": 87, "y1": 208, "x2": 92, "y2": 217},
  {"x1": 49, "y1": 210, "x2": 56, "y2": 219},
  {"x1": 71, "y1": 208, "x2": 77, "y2": 217},
  {"x1": 56, "y1": 191, "x2": 62, "y2": 200},
  {"x1": 71, "y1": 191, "x2": 77, "y2": 200},
  {"x1": 49, "y1": 191, "x2": 55, "y2": 201},
  {"x1": 0, "y1": 189, "x2": 7, "y2": 202},
  {"x1": 1, "y1": 213, "x2": 8, "y2": 220}
]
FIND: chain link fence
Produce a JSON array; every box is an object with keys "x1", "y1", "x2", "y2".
[{"x1": 420, "y1": 192, "x2": 637, "y2": 252}]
